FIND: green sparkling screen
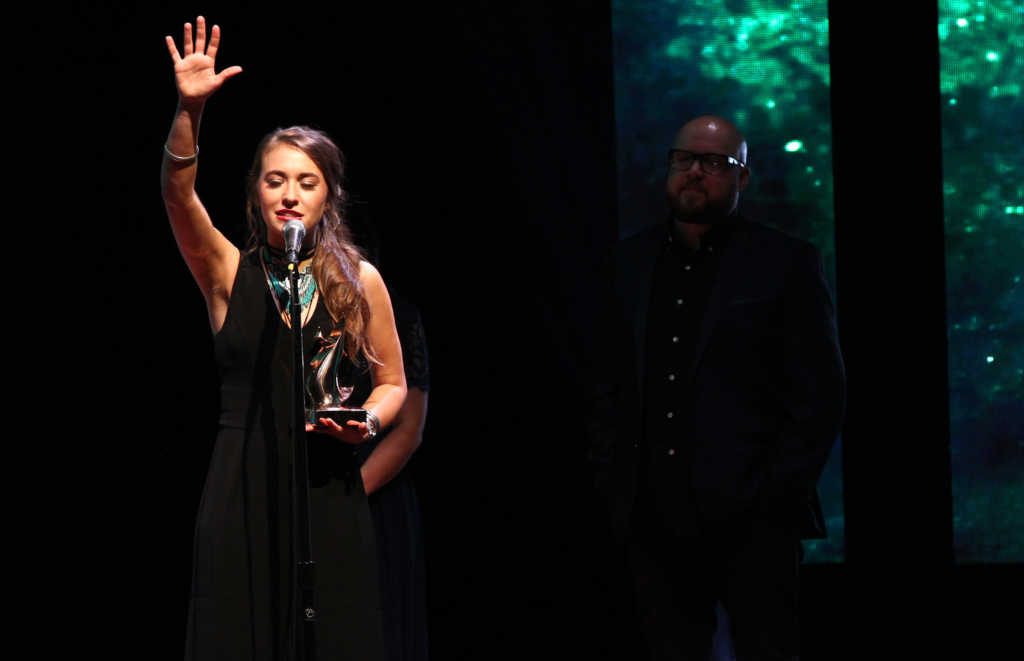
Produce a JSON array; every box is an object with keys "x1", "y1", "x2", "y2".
[
  {"x1": 940, "y1": 0, "x2": 1024, "y2": 564},
  {"x1": 611, "y1": 0, "x2": 842, "y2": 562}
]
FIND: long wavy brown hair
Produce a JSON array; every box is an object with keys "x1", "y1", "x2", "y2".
[{"x1": 244, "y1": 126, "x2": 377, "y2": 364}]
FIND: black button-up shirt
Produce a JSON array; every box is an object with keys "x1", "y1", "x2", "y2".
[{"x1": 635, "y1": 220, "x2": 734, "y2": 535}]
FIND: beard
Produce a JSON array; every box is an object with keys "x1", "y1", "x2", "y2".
[{"x1": 667, "y1": 185, "x2": 736, "y2": 224}]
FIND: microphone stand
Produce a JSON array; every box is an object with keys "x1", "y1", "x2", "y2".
[{"x1": 288, "y1": 260, "x2": 318, "y2": 661}]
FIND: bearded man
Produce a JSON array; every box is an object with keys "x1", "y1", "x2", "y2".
[{"x1": 590, "y1": 115, "x2": 846, "y2": 660}]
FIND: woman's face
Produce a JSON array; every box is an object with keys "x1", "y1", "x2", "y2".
[{"x1": 258, "y1": 143, "x2": 329, "y2": 249}]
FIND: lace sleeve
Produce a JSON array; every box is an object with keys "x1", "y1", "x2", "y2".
[{"x1": 393, "y1": 295, "x2": 430, "y2": 392}]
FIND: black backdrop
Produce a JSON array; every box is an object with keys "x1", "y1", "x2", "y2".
[{"x1": 55, "y1": 2, "x2": 1019, "y2": 659}]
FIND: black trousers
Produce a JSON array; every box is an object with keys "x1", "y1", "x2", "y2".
[{"x1": 627, "y1": 515, "x2": 802, "y2": 661}]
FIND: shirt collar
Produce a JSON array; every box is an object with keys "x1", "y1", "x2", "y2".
[{"x1": 665, "y1": 215, "x2": 739, "y2": 258}]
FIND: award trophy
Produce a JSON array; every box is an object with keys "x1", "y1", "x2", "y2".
[{"x1": 307, "y1": 328, "x2": 367, "y2": 427}]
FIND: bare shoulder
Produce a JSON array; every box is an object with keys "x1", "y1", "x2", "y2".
[
  {"x1": 358, "y1": 259, "x2": 393, "y2": 305},
  {"x1": 358, "y1": 259, "x2": 384, "y2": 289}
]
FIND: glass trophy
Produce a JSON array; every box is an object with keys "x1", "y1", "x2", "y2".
[{"x1": 307, "y1": 328, "x2": 366, "y2": 426}]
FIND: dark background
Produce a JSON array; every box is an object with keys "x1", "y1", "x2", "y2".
[{"x1": 56, "y1": 2, "x2": 1019, "y2": 658}]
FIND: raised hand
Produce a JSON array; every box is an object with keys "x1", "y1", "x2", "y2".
[{"x1": 165, "y1": 16, "x2": 242, "y2": 107}]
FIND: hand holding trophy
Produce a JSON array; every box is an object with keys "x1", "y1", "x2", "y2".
[{"x1": 305, "y1": 329, "x2": 377, "y2": 443}]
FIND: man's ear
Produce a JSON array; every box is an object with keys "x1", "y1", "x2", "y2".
[{"x1": 737, "y1": 166, "x2": 751, "y2": 192}]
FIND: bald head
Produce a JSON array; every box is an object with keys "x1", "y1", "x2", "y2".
[
  {"x1": 673, "y1": 115, "x2": 747, "y2": 165},
  {"x1": 666, "y1": 115, "x2": 751, "y2": 227}
]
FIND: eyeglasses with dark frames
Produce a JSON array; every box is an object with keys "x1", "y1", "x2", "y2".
[{"x1": 668, "y1": 149, "x2": 746, "y2": 175}]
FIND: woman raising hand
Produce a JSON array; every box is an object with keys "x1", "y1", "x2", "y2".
[{"x1": 163, "y1": 17, "x2": 405, "y2": 661}]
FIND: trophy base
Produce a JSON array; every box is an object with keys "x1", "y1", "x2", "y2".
[{"x1": 312, "y1": 407, "x2": 367, "y2": 426}]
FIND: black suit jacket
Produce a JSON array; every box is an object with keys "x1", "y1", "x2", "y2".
[{"x1": 587, "y1": 218, "x2": 845, "y2": 541}]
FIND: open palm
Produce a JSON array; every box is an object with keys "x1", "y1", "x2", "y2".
[{"x1": 165, "y1": 16, "x2": 242, "y2": 105}]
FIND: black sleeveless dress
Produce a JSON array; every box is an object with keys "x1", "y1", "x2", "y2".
[{"x1": 184, "y1": 251, "x2": 385, "y2": 661}]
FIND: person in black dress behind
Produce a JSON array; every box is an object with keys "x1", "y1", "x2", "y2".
[
  {"x1": 161, "y1": 16, "x2": 407, "y2": 660},
  {"x1": 348, "y1": 205, "x2": 431, "y2": 661}
]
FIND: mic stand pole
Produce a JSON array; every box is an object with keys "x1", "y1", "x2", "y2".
[{"x1": 289, "y1": 262, "x2": 318, "y2": 661}]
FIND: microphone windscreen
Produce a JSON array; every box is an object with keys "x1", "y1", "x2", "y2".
[{"x1": 283, "y1": 220, "x2": 306, "y2": 256}]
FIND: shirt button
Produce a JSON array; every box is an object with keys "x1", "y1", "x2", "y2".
[
  {"x1": 667, "y1": 373, "x2": 675, "y2": 381},
  {"x1": 666, "y1": 411, "x2": 674, "y2": 419},
  {"x1": 667, "y1": 448, "x2": 676, "y2": 456},
  {"x1": 671, "y1": 336, "x2": 679, "y2": 343}
]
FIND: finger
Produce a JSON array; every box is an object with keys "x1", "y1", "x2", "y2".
[
  {"x1": 195, "y1": 16, "x2": 207, "y2": 54},
  {"x1": 319, "y1": 418, "x2": 343, "y2": 432},
  {"x1": 217, "y1": 65, "x2": 243, "y2": 83},
  {"x1": 183, "y1": 22, "x2": 193, "y2": 57},
  {"x1": 165, "y1": 35, "x2": 182, "y2": 63},
  {"x1": 206, "y1": 24, "x2": 221, "y2": 60},
  {"x1": 305, "y1": 423, "x2": 316, "y2": 432}
]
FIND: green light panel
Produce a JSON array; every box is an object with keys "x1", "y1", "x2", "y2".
[{"x1": 939, "y1": 0, "x2": 1024, "y2": 564}]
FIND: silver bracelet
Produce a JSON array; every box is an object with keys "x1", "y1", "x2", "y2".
[
  {"x1": 164, "y1": 143, "x2": 199, "y2": 164},
  {"x1": 365, "y1": 409, "x2": 381, "y2": 440}
]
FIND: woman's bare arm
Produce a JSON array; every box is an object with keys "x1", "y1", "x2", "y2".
[
  {"x1": 359, "y1": 261, "x2": 409, "y2": 426},
  {"x1": 160, "y1": 16, "x2": 243, "y2": 332},
  {"x1": 308, "y1": 261, "x2": 408, "y2": 444}
]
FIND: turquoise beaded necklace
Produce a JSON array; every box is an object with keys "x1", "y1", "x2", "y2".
[{"x1": 260, "y1": 245, "x2": 317, "y2": 323}]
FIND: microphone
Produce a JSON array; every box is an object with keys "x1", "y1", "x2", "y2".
[{"x1": 283, "y1": 219, "x2": 306, "y2": 267}]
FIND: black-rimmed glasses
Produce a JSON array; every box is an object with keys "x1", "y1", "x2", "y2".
[{"x1": 668, "y1": 149, "x2": 746, "y2": 174}]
